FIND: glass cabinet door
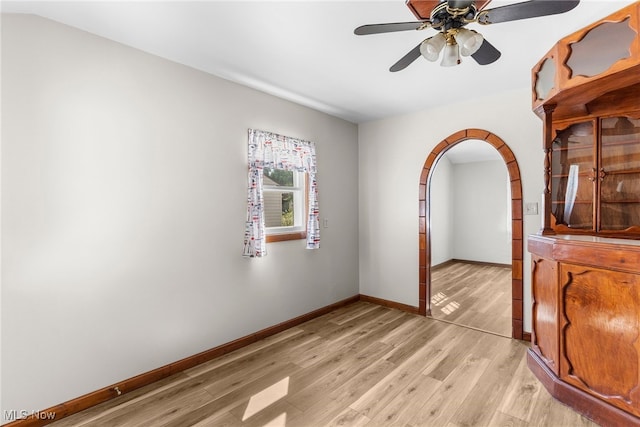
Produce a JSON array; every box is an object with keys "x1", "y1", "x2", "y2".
[
  {"x1": 551, "y1": 121, "x2": 595, "y2": 230},
  {"x1": 599, "y1": 115, "x2": 640, "y2": 231}
]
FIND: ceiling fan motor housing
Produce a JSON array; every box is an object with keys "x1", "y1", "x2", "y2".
[{"x1": 431, "y1": 1, "x2": 476, "y2": 31}]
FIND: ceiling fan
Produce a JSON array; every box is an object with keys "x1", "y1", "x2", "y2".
[{"x1": 354, "y1": 0, "x2": 580, "y2": 71}]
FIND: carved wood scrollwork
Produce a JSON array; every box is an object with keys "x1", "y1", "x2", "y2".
[
  {"x1": 543, "y1": 148, "x2": 552, "y2": 194},
  {"x1": 560, "y1": 264, "x2": 640, "y2": 416},
  {"x1": 541, "y1": 104, "x2": 556, "y2": 234},
  {"x1": 530, "y1": 256, "x2": 559, "y2": 375},
  {"x1": 560, "y1": 269, "x2": 578, "y2": 382},
  {"x1": 531, "y1": 258, "x2": 539, "y2": 347}
]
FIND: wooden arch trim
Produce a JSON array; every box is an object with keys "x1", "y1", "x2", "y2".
[{"x1": 419, "y1": 128, "x2": 524, "y2": 340}]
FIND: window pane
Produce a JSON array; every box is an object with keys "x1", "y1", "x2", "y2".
[
  {"x1": 600, "y1": 116, "x2": 640, "y2": 231},
  {"x1": 551, "y1": 121, "x2": 594, "y2": 229},
  {"x1": 281, "y1": 192, "x2": 294, "y2": 226},
  {"x1": 600, "y1": 117, "x2": 640, "y2": 172},
  {"x1": 264, "y1": 168, "x2": 294, "y2": 187},
  {"x1": 264, "y1": 191, "x2": 295, "y2": 227}
]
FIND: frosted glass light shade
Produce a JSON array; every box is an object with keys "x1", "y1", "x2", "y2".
[
  {"x1": 454, "y1": 28, "x2": 484, "y2": 56},
  {"x1": 441, "y1": 42, "x2": 460, "y2": 67},
  {"x1": 420, "y1": 33, "x2": 446, "y2": 62}
]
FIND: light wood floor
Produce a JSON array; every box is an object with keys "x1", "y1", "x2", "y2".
[
  {"x1": 48, "y1": 302, "x2": 596, "y2": 427},
  {"x1": 431, "y1": 261, "x2": 512, "y2": 337}
]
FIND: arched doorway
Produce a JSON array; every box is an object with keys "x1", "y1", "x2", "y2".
[{"x1": 419, "y1": 129, "x2": 524, "y2": 339}]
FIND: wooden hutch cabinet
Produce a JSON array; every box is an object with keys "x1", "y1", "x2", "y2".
[{"x1": 527, "y1": 2, "x2": 640, "y2": 426}]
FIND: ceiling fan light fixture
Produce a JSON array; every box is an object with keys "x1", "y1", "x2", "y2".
[
  {"x1": 441, "y1": 39, "x2": 460, "y2": 67},
  {"x1": 454, "y1": 28, "x2": 484, "y2": 56},
  {"x1": 420, "y1": 33, "x2": 446, "y2": 62},
  {"x1": 355, "y1": 0, "x2": 582, "y2": 72}
]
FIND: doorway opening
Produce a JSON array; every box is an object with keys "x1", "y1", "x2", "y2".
[
  {"x1": 418, "y1": 129, "x2": 524, "y2": 339},
  {"x1": 430, "y1": 140, "x2": 512, "y2": 336}
]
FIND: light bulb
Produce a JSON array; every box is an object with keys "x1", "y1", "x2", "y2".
[
  {"x1": 441, "y1": 41, "x2": 460, "y2": 67},
  {"x1": 420, "y1": 33, "x2": 446, "y2": 62},
  {"x1": 454, "y1": 28, "x2": 484, "y2": 56}
]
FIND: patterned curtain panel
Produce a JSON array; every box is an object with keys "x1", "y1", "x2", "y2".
[{"x1": 243, "y1": 129, "x2": 320, "y2": 257}]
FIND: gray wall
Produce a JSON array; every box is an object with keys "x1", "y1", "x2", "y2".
[
  {"x1": 431, "y1": 157, "x2": 511, "y2": 266},
  {"x1": 429, "y1": 156, "x2": 454, "y2": 266},
  {"x1": 1, "y1": 14, "x2": 359, "y2": 416},
  {"x1": 452, "y1": 160, "x2": 511, "y2": 264}
]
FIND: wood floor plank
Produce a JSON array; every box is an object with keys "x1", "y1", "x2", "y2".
[
  {"x1": 383, "y1": 320, "x2": 448, "y2": 366},
  {"x1": 186, "y1": 329, "x2": 314, "y2": 383},
  {"x1": 292, "y1": 308, "x2": 398, "y2": 369},
  {"x1": 325, "y1": 408, "x2": 370, "y2": 427},
  {"x1": 292, "y1": 309, "x2": 395, "y2": 369},
  {"x1": 165, "y1": 362, "x2": 302, "y2": 427},
  {"x1": 485, "y1": 410, "x2": 530, "y2": 427},
  {"x1": 186, "y1": 411, "x2": 241, "y2": 427},
  {"x1": 286, "y1": 341, "x2": 394, "y2": 411},
  {"x1": 378, "y1": 315, "x2": 423, "y2": 346},
  {"x1": 366, "y1": 374, "x2": 442, "y2": 426},
  {"x1": 348, "y1": 360, "x2": 418, "y2": 419},
  {"x1": 191, "y1": 332, "x2": 319, "y2": 401},
  {"x1": 448, "y1": 338, "x2": 531, "y2": 427},
  {"x1": 45, "y1": 373, "x2": 191, "y2": 427},
  {"x1": 422, "y1": 327, "x2": 478, "y2": 381},
  {"x1": 228, "y1": 393, "x2": 301, "y2": 426},
  {"x1": 498, "y1": 350, "x2": 545, "y2": 423},
  {"x1": 183, "y1": 327, "x2": 306, "y2": 378},
  {"x1": 286, "y1": 394, "x2": 336, "y2": 427},
  {"x1": 330, "y1": 302, "x2": 382, "y2": 325},
  {"x1": 286, "y1": 313, "x2": 406, "y2": 400},
  {"x1": 75, "y1": 377, "x2": 214, "y2": 427},
  {"x1": 431, "y1": 261, "x2": 512, "y2": 337},
  {"x1": 528, "y1": 385, "x2": 597, "y2": 427},
  {"x1": 306, "y1": 306, "x2": 388, "y2": 344},
  {"x1": 326, "y1": 359, "x2": 397, "y2": 421},
  {"x1": 46, "y1": 302, "x2": 599, "y2": 427},
  {"x1": 120, "y1": 388, "x2": 214, "y2": 427},
  {"x1": 408, "y1": 353, "x2": 492, "y2": 426}
]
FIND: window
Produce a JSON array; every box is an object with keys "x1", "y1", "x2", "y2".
[
  {"x1": 263, "y1": 168, "x2": 307, "y2": 242},
  {"x1": 243, "y1": 128, "x2": 319, "y2": 258}
]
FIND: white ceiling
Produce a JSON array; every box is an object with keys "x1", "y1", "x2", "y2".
[{"x1": 1, "y1": 0, "x2": 635, "y2": 124}]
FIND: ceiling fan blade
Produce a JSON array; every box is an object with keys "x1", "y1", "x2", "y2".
[
  {"x1": 478, "y1": 1, "x2": 580, "y2": 25},
  {"x1": 390, "y1": 43, "x2": 422, "y2": 72},
  {"x1": 477, "y1": 0, "x2": 493, "y2": 11},
  {"x1": 471, "y1": 38, "x2": 501, "y2": 65},
  {"x1": 354, "y1": 21, "x2": 430, "y2": 35}
]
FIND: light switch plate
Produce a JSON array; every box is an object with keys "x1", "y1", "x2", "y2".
[{"x1": 525, "y1": 202, "x2": 539, "y2": 215}]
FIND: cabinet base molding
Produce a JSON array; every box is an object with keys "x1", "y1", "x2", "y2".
[{"x1": 527, "y1": 349, "x2": 640, "y2": 427}]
